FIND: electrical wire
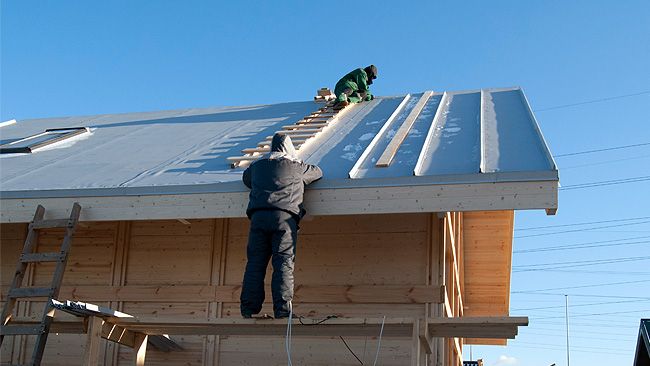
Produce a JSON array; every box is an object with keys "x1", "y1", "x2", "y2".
[
  {"x1": 553, "y1": 141, "x2": 650, "y2": 158},
  {"x1": 512, "y1": 298, "x2": 648, "y2": 311},
  {"x1": 514, "y1": 236, "x2": 650, "y2": 253},
  {"x1": 533, "y1": 90, "x2": 650, "y2": 112},
  {"x1": 514, "y1": 220, "x2": 650, "y2": 238},
  {"x1": 512, "y1": 279, "x2": 650, "y2": 293},
  {"x1": 372, "y1": 316, "x2": 386, "y2": 366},
  {"x1": 512, "y1": 255, "x2": 650, "y2": 272},
  {"x1": 531, "y1": 308, "x2": 650, "y2": 320},
  {"x1": 286, "y1": 301, "x2": 293, "y2": 366},
  {"x1": 519, "y1": 268, "x2": 650, "y2": 275},
  {"x1": 511, "y1": 292, "x2": 650, "y2": 300},
  {"x1": 559, "y1": 175, "x2": 650, "y2": 191},
  {"x1": 339, "y1": 336, "x2": 364, "y2": 365},
  {"x1": 560, "y1": 154, "x2": 650, "y2": 170},
  {"x1": 515, "y1": 217, "x2": 650, "y2": 231}
]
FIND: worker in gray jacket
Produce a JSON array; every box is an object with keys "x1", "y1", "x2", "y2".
[{"x1": 240, "y1": 133, "x2": 323, "y2": 318}]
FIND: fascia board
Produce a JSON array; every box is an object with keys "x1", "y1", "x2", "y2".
[{"x1": 1, "y1": 180, "x2": 557, "y2": 223}]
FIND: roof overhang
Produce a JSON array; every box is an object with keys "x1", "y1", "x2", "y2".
[{"x1": 0, "y1": 179, "x2": 557, "y2": 223}]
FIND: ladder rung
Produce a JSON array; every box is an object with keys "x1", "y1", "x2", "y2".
[
  {"x1": 8, "y1": 287, "x2": 54, "y2": 299},
  {"x1": 242, "y1": 148, "x2": 270, "y2": 154},
  {"x1": 20, "y1": 252, "x2": 66, "y2": 263},
  {"x1": 281, "y1": 125, "x2": 325, "y2": 130},
  {"x1": 295, "y1": 121, "x2": 328, "y2": 126},
  {"x1": 30, "y1": 219, "x2": 72, "y2": 229},
  {"x1": 266, "y1": 133, "x2": 316, "y2": 140},
  {"x1": 275, "y1": 128, "x2": 323, "y2": 135},
  {"x1": 0, "y1": 324, "x2": 45, "y2": 336},
  {"x1": 258, "y1": 141, "x2": 304, "y2": 147}
]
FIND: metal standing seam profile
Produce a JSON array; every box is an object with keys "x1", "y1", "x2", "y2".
[
  {"x1": 413, "y1": 92, "x2": 449, "y2": 176},
  {"x1": 348, "y1": 94, "x2": 412, "y2": 179}
]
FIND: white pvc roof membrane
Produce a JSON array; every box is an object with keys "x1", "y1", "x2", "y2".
[{"x1": 0, "y1": 87, "x2": 557, "y2": 199}]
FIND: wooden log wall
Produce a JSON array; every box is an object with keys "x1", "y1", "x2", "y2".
[{"x1": 0, "y1": 212, "x2": 467, "y2": 366}]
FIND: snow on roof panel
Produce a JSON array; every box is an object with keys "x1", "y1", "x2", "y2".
[
  {"x1": 480, "y1": 88, "x2": 555, "y2": 173},
  {"x1": 415, "y1": 91, "x2": 481, "y2": 176},
  {"x1": 0, "y1": 87, "x2": 558, "y2": 199}
]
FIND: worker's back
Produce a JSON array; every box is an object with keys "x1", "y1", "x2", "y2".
[{"x1": 242, "y1": 134, "x2": 322, "y2": 221}]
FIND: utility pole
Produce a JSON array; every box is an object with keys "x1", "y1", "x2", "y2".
[{"x1": 565, "y1": 295, "x2": 570, "y2": 366}]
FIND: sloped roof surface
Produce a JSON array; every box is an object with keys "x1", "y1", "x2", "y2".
[{"x1": 0, "y1": 87, "x2": 557, "y2": 198}]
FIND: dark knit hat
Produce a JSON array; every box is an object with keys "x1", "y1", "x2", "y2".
[{"x1": 364, "y1": 65, "x2": 378, "y2": 80}]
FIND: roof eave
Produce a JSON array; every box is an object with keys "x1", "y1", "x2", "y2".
[{"x1": 0, "y1": 179, "x2": 558, "y2": 223}]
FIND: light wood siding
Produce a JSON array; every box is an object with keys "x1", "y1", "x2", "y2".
[
  {"x1": 462, "y1": 210, "x2": 515, "y2": 346},
  {"x1": 0, "y1": 211, "x2": 492, "y2": 365}
]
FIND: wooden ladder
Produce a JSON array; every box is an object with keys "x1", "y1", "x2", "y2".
[
  {"x1": 0, "y1": 203, "x2": 82, "y2": 366},
  {"x1": 227, "y1": 101, "x2": 347, "y2": 168}
]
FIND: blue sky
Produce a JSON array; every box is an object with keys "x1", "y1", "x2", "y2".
[{"x1": 2, "y1": 1, "x2": 649, "y2": 365}]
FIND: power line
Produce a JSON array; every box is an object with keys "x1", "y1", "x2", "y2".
[
  {"x1": 513, "y1": 256, "x2": 650, "y2": 268},
  {"x1": 512, "y1": 292, "x2": 650, "y2": 300},
  {"x1": 514, "y1": 239, "x2": 650, "y2": 254},
  {"x1": 553, "y1": 142, "x2": 650, "y2": 158},
  {"x1": 534, "y1": 90, "x2": 650, "y2": 112},
  {"x1": 560, "y1": 154, "x2": 650, "y2": 170},
  {"x1": 513, "y1": 256, "x2": 650, "y2": 272},
  {"x1": 518, "y1": 269, "x2": 650, "y2": 276},
  {"x1": 516, "y1": 217, "x2": 650, "y2": 231},
  {"x1": 512, "y1": 299, "x2": 648, "y2": 311},
  {"x1": 512, "y1": 279, "x2": 650, "y2": 293},
  {"x1": 532, "y1": 309, "x2": 650, "y2": 320},
  {"x1": 514, "y1": 220, "x2": 650, "y2": 238},
  {"x1": 559, "y1": 175, "x2": 650, "y2": 191}
]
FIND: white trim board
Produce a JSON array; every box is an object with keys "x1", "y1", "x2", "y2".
[{"x1": 0, "y1": 180, "x2": 558, "y2": 223}]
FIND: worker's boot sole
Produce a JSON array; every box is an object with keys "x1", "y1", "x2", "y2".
[{"x1": 333, "y1": 101, "x2": 349, "y2": 110}]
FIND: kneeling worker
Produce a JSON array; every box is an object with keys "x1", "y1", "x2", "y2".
[
  {"x1": 334, "y1": 64, "x2": 378, "y2": 109},
  {"x1": 240, "y1": 133, "x2": 323, "y2": 318}
]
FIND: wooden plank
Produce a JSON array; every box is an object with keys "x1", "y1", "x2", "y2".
[
  {"x1": 7, "y1": 287, "x2": 53, "y2": 298},
  {"x1": 411, "y1": 319, "x2": 421, "y2": 366},
  {"x1": 133, "y1": 333, "x2": 148, "y2": 366},
  {"x1": 348, "y1": 94, "x2": 412, "y2": 178},
  {"x1": 30, "y1": 218, "x2": 72, "y2": 229},
  {"x1": 39, "y1": 285, "x2": 444, "y2": 303},
  {"x1": 82, "y1": 316, "x2": 103, "y2": 366},
  {"x1": 281, "y1": 124, "x2": 326, "y2": 130},
  {"x1": 0, "y1": 324, "x2": 44, "y2": 335},
  {"x1": 376, "y1": 91, "x2": 434, "y2": 167},
  {"x1": 19, "y1": 252, "x2": 65, "y2": 263}
]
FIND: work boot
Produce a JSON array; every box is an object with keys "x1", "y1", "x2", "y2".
[{"x1": 334, "y1": 100, "x2": 349, "y2": 110}]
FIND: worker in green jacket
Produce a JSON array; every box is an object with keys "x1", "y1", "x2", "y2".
[{"x1": 334, "y1": 65, "x2": 378, "y2": 109}]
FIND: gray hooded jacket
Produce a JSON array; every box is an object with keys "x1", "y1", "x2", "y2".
[{"x1": 243, "y1": 134, "x2": 323, "y2": 221}]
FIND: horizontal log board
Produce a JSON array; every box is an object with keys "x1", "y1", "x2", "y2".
[
  {"x1": 0, "y1": 285, "x2": 444, "y2": 303},
  {"x1": 8, "y1": 317, "x2": 526, "y2": 339}
]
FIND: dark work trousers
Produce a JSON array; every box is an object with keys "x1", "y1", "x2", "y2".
[{"x1": 240, "y1": 210, "x2": 298, "y2": 318}]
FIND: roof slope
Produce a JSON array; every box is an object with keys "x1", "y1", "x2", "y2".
[{"x1": 0, "y1": 87, "x2": 558, "y2": 222}]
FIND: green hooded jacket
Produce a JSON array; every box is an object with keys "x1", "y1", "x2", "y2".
[{"x1": 334, "y1": 68, "x2": 373, "y2": 103}]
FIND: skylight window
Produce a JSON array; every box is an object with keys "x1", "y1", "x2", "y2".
[{"x1": 0, "y1": 127, "x2": 90, "y2": 154}]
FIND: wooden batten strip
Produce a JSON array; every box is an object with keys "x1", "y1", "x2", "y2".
[
  {"x1": 376, "y1": 91, "x2": 434, "y2": 167},
  {"x1": 14, "y1": 285, "x2": 445, "y2": 304},
  {"x1": 348, "y1": 94, "x2": 411, "y2": 179}
]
